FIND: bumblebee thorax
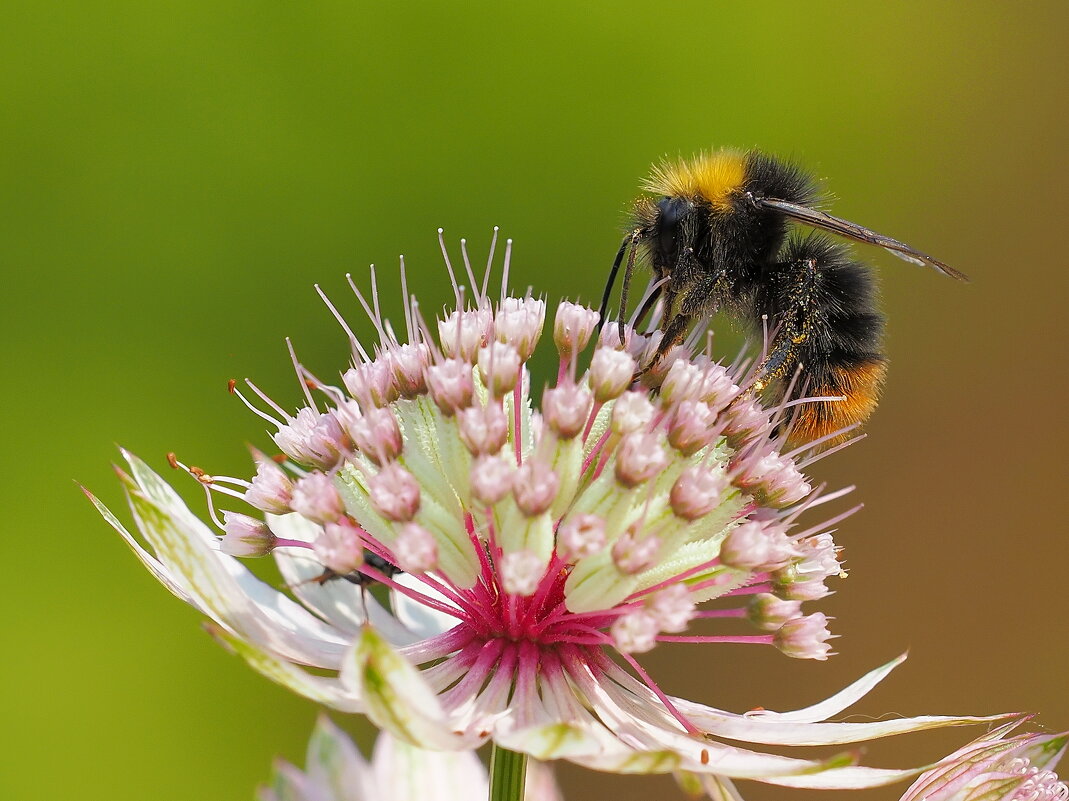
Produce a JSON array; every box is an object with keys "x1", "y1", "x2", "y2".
[{"x1": 644, "y1": 149, "x2": 747, "y2": 212}]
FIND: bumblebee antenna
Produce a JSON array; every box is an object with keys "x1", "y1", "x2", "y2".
[{"x1": 597, "y1": 233, "x2": 632, "y2": 336}]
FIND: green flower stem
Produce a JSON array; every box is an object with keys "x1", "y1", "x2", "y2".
[{"x1": 489, "y1": 743, "x2": 528, "y2": 801}]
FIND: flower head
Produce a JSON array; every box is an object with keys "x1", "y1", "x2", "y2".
[
  {"x1": 900, "y1": 717, "x2": 1067, "y2": 801},
  {"x1": 89, "y1": 233, "x2": 1010, "y2": 793}
]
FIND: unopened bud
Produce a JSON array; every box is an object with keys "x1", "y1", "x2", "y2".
[
  {"x1": 610, "y1": 391, "x2": 655, "y2": 435},
  {"x1": 610, "y1": 611, "x2": 659, "y2": 654},
  {"x1": 314, "y1": 518, "x2": 364, "y2": 574},
  {"x1": 557, "y1": 513, "x2": 606, "y2": 561},
  {"x1": 394, "y1": 523, "x2": 438, "y2": 574},
  {"x1": 720, "y1": 519, "x2": 797, "y2": 571},
  {"x1": 747, "y1": 593, "x2": 803, "y2": 632},
  {"x1": 614, "y1": 431, "x2": 668, "y2": 488},
  {"x1": 553, "y1": 301, "x2": 599, "y2": 360},
  {"x1": 669, "y1": 465, "x2": 728, "y2": 520},
  {"x1": 500, "y1": 549, "x2": 545, "y2": 596},
  {"x1": 438, "y1": 308, "x2": 493, "y2": 362},
  {"x1": 368, "y1": 463, "x2": 421, "y2": 522},
  {"x1": 612, "y1": 528, "x2": 660, "y2": 574},
  {"x1": 513, "y1": 460, "x2": 559, "y2": 516},
  {"x1": 477, "y1": 342, "x2": 522, "y2": 398},
  {"x1": 220, "y1": 511, "x2": 277, "y2": 557},
  {"x1": 495, "y1": 297, "x2": 546, "y2": 361},
  {"x1": 667, "y1": 400, "x2": 719, "y2": 456},
  {"x1": 425, "y1": 358, "x2": 474, "y2": 415},
  {"x1": 542, "y1": 382, "x2": 592, "y2": 439},
  {"x1": 773, "y1": 612, "x2": 834, "y2": 660},
  {"x1": 589, "y1": 347, "x2": 636, "y2": 403},
  {"x1": 244, "y1": 454, "x2": 293, "y2": 514},
  {"x1": 645, "y1": 584, "x2": 695, "y2": 633},
  {"x1": 290, "y1": 472, "x2": 346, "y2": 524},
  {"x1": 457, "y1": 403, "x2": 509, "y2": 455},
  {"x1": 470, "y1": 455, "x2": 515, "y2": 506}
]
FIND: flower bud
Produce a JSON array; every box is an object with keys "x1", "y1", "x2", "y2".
[
  {"x1": 220, "y1": 511, "x2": 277, "y2": 557},
  {"x1": 500, "y1": 549, "x2": 545, "y2": 596},
  {"x1": 722, "y1": 397, "x2": 771, "y2": 448},
  {"x1": 669, "y1": 465, "x2": 728, "y2": 520},
  {"x1": 394, "y1": 523, "x2": 438, "y2": 574},
  {"x1": 438, "y1": 308, "x2": 492, "y2": 363},
  {"x1": 477, "y1": 342, "x2": 522, "y2": 398},
  {"x1": 667, "y1": 400, "x2": 719, "y2": 456},
  {"x1": 341, "y1": 404, "x2": 403, "y2": 466},
  {"x1": 610, "y1": 611, "x2": 658, "y2": 654},
  {"x1": 645, "y1": 584, "x2": 694, "y2": 633},
  {"x1": 542, "y1": 382, "x2": 592, "y2": 439},
  {"x1": 389, "y1": 342, "x2": 430, "y2": 398},
  {"x1": 368, "y1": 463, "x2": 421, "y2": 522},
  {"x1": 290, "y1": 471, "x2": 346, "y2": 524},
  {"x1": 695, "y1": 361, "x2": 738, "y2": 409},
  {"x1": 553, "y1": 300, "x2": 599, "y2": 360},
  {"x1": 589, "y1": 347, "x2": 637, "y2": 403},
  {"x1": 735, "y1": 451, "x2": 811, "y2": 508},
  {"x1": 611, "y1": 390, "x2": 655, "y2": 435},
  {"x1": 425, "y1": 358, "x2": 474, "y2": 415},
  {"x1": 614, "y1": 431, "x2": 668, "y2": 488},
  {"x1": 612, "y1": 528, "x2": 660, "y2": 574},
  {"x1": 660, "y1": 359, "x2": 705, "y2": 404},
  {"x1": 314, "y1": 518, "x2": 365, "y2": 574},
  {"x1": 513, "y1": 460, "x2": 559, "y2": 517},
  {"x1": 244, "y1": 454, "x2": 293, "y2": 514},
  {"x1": 720, "y1": 519, "x2": 797, "y2": 571},
  {"x1": 557, "y1": 513, "x2": 606, "y2": 561},
  {"x1": 747, "y1": 593, "x2": 803, "y2": 632},
  {"x1": 470, "y1": 455, "x2": 515, "y2": 506},
  {"x1": 773, "y1": 612, "x2": 834, "y2": 660},
  {"x1": 342, "y1": 360, "x2": 398, "y2": 408},
  {"x1": 273, "y1": 408, "x2": 350, "y2": 469},
  {"x1": 457, "y1": 403, "x2": 509, "y2": 455},
  {"x1": 495, "y1": 297, "x2": 546, "y2": 361}
]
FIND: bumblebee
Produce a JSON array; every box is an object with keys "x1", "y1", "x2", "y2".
[{"x1": 599, "y1": 148, "x2": 967, "y2": 445}]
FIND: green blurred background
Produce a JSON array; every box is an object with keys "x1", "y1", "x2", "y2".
[{"x1": 3, "y1": 2, "x2": 1066, "y2": 799}]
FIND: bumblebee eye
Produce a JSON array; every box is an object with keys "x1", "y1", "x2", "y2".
[{"x1": 656, "y1": 196, "x2": 690, "y2": 255}]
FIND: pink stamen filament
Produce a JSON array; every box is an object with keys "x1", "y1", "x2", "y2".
[
  {"x1": 579, "y1": 427, "x2": 612, "y2": 475},
  {"x1": 581, "y1": 400, "x2": 604, "y2": 442},
  {"x1": 692, "y1": 608, "x2": 747, "y2": 618},
  {"x1": 658, "y1": 634, "x2": 773, "y2": 646}
]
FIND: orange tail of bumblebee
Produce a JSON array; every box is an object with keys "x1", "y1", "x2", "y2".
[{"x1": 786, "y1": 359, "x2": 887, "y2": 448}]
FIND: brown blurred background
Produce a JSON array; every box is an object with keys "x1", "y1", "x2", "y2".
[{"x1": 2, "y1": 2, "x2": 1066, "y2": 800}]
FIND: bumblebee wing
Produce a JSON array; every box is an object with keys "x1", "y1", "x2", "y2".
[{"x1": 755, "y1": 197, "x2": 969, "y2": 281}]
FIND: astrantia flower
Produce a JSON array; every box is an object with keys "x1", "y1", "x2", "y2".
[
  {"x1": 88, "y1": 232, "x2": 1007, "y2": 794},
  {"x1": 900, "y1": 717, "x2": 1067, "y2": 801},
  {"x1": 260, "y1": 715, "x2": 562, "y2": 801}
]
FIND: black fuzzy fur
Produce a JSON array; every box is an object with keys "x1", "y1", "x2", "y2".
[{"x1": 628, "y1": 150, "x2": 886, "y2": 418}]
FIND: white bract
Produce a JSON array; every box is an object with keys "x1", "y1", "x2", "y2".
[
  {"x1": 89, "y1": 233, "x2": 1011, "y2": 796},
  {"x1": 259, "y1": 715, "x2": 563, "y2": 801}
]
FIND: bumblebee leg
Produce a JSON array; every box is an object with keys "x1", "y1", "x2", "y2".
[
  {"x1": 597, "y1": 234, "x2": 631, "y2": 332},
  {"x1": 616, "y1": 232, "x2": 641, "y2": 344},
  {"x1": 597, "y1": 230, "x2": 642, "y2": 340}
]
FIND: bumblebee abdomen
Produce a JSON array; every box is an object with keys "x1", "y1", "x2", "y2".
[{"x1": 787, "y1": 357, "x2": 887, "y2": 446}]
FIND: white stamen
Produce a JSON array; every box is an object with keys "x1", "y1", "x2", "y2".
[
  {"x1": 482, "y1": 226, "x2": 498, "y2": 301},
  {"x1": 286, "y1": 337, "x2": 318, "y2": 411}
]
